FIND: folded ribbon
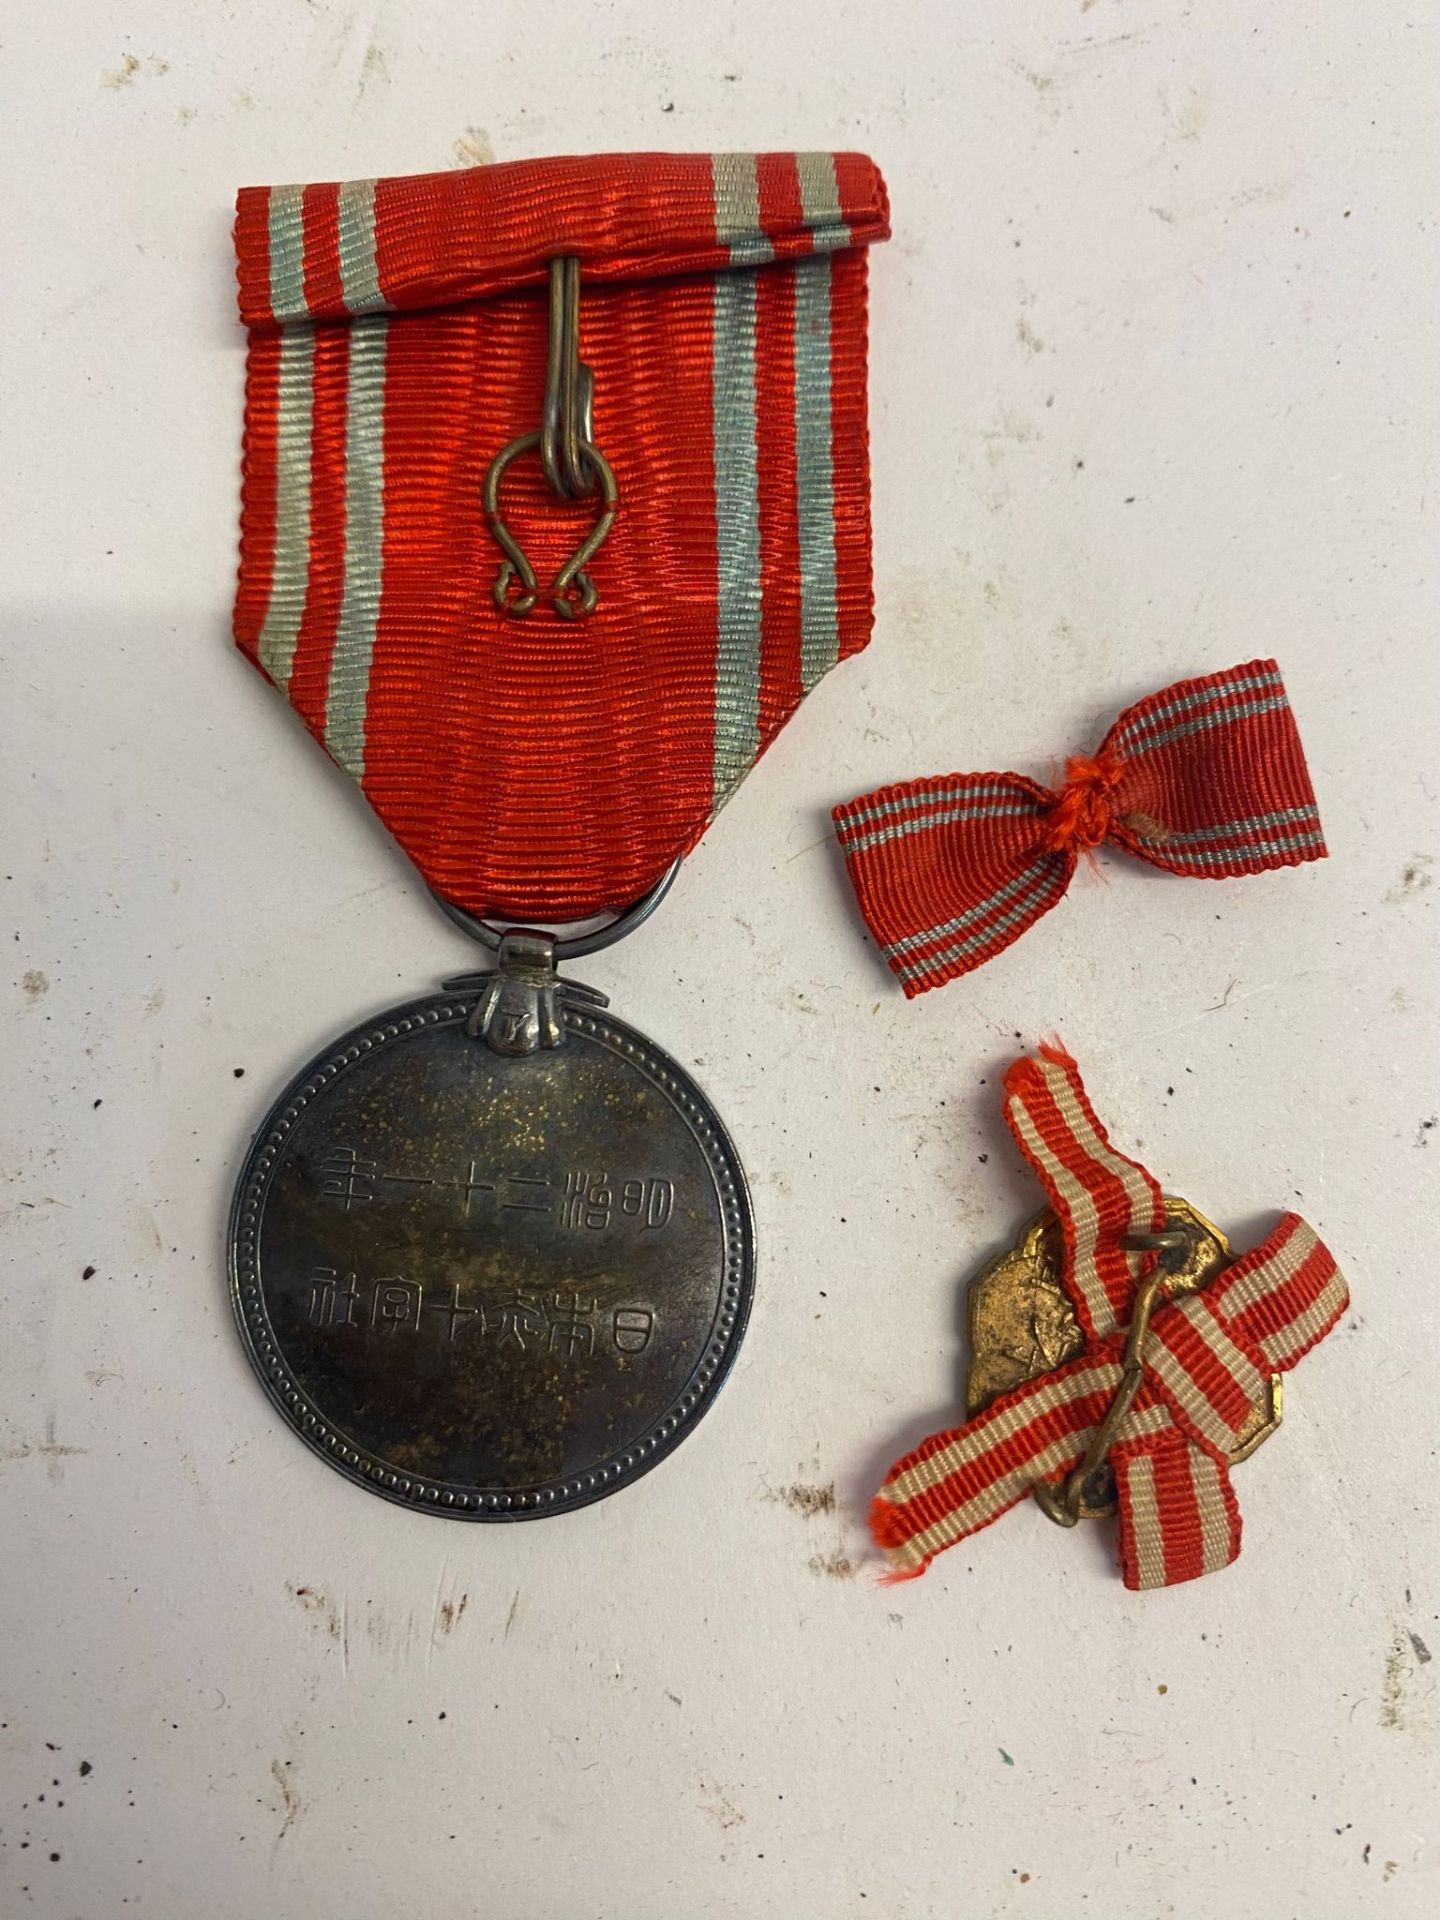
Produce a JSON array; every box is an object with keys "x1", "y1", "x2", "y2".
[
  {"x1": 833, "y1": 660, "x2": 1325, "y2": 996},
  {"x1": 234, "y1": 152, "x2": 890, "y2": 922},
  {"x1": 871, "y1": 1048, "x2": 1348, "y2": 1590}
]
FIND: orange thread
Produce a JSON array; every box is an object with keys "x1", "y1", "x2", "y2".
[
  {"x1": 877, "y1": 1565, "x2": 925, "y2": 1587},
  {"x1": 869, "y1": 1494, "x2": 914, "y2": 1551},
  {"x1": 1041, "y1": 752, "x2": 1127, "y2": 854}
]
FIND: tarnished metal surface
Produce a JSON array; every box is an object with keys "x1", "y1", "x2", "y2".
[
  {"x1": 229, "y1": 992, "x2": 753, "y2": 1517},
  {"x1": 965, "y1": 1195, "x2": 1280, "y2": 1518}
]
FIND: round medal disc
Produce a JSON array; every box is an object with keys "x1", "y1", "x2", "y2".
[{"x1": 228, "y1": 991, "x2": 754, "y2": 1518}]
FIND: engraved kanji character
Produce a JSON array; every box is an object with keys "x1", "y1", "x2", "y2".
[
  {"x1": 501, "y1": 1173, "x2": 551, "y2": 1216},
  {"x1": 306, "y1": 1267, "x2": 361, "y2": 1328},
  {"x1": 319, "y1": 1144, "x2": 377, "y2": 1209},
  {"x1": 548, "y1": 1292, "x2": 596, "y2": 1358},
  {"x1": 621, "y1": 1177, "x2": 673, "y2": 1231},
  {"x1": 494, "y1": 1287, "x2": 545, "y2": 1350},
  {"x1": 644, "y1": 1179, "x2": 673, "y2": 1231},
  {"x1": 377, "y1": 1169, "x2": 436, "y2": 1202},
  {"x1": 455, "y1": 1159, "x2": 496, "y2": 1221},
  {"x1": 561, "y1": 1171, "x2": 588, "y2": 1228},
  {"x1": 562, "y1": 1170, "x2": 612, "y2": 1230},
  {"x1": 371, "y1": 1277, "x2": 423, "y2": 1333},
  {"x1": 612, "y1": 1307, "x2": 654, "y2": 1354},
  {"x1": 424, "y1": 1282, "x2": 483, "y2": 1342}
]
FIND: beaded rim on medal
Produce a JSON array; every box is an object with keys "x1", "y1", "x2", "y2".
[{"x1": 227, "y1": 989, "x2": 755, "y2": 1520}]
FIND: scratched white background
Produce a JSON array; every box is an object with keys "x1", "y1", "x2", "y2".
[{"x1": 3, "y1": 3, "x2": 1437, "y2": 1915}]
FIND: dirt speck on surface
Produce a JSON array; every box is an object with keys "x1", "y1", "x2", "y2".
[
  {"x1": 1381, "y1": 1637, "x2": 1411, "y2": 1729},
  {"x1": 358, "y1": 43, "x2": 388, "y2": 98},
  {"x1": 769, "y1": 1481, "x2": 836, "y2": 1518},
  {"x1": 21, "y1": 969, "x2": 49, "y2": 997},
  {"x1": 438, "y1": 1594, "x2": 469, "y2": 1634},
  {"x1": 270, "y1": 1758, "x2": 302, "y2": 1851},
  {"x1": 1016, "y1": 316, "x2": 1045, "y2": 353},
  {"x1": 102, "y1": 53, "x2": 169, "y2": 89},
  {"x1": 1385, "y1": 855, "x2": 1434, "y2": 903},
  {"x1": 699, "y1": 1783, "x2": 746, "y2": 1830},
  {"x1": 807, "y1": 1550, "x2": 856, "y2": 1580},
  {"x1": 1011, "y1": 62, "x2": 1054, "y2": 94},
  {"x1": 1, "y1": 1434, "x2": 88, "y2": 1475},
  {"x1": 452, "y1": 126, "x2": 495, "y2": 167},
  {"x1": 1409, "y1": 1631, "x2": 1432, "y2": 1665},
  {"x1": 288, "y1": 1584, "x2": 341, "y2": 1641}
]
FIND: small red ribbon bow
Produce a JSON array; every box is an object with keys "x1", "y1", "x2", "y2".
[
  {"x1": 833, "y1": 660, "x2": 1325, "y2": 996},
  {"x1": 871, "y1": 1049, "x2": 1348, "y2": 1590}
]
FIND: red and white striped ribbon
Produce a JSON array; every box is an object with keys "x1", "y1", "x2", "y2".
[
  {"x1": 233, "y1": 152, "x2": 889, "y2": 921},
  {"x1": 871, "y1": 1049, "x2": 1348, "y2": 1590},
  {"x1": 834, "y1": 661, "x2": 1325, "y2": 995}
]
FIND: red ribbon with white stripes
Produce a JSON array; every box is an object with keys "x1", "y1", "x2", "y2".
[
  {"x1": 834, "y1": 660, "x2": 1324, "y2": 995},
  {"x1": 233, "y1": 152, "x2": 889, "y2": 921},
  {"x1": 871, "y1": 1048, "x2": 1348, "y2": 1590}
]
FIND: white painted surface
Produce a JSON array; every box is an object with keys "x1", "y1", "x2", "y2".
[{"x1": 3, "y1": 4, "x2": 1437, "y2": 1914}]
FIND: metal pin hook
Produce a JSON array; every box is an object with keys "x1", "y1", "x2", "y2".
[
  {"x1": 484, "y1": 431, "x2": 620, "y2": 620},
  {"x1": 1032, "y1": 1222, "x2": 1195, "y2": 1528},
  {"x1": 484, "y1": 255, "x2": 618, "y2": 616},
  {"x1": 540, "y1": 258, "x2": 597, "y2": 499}
]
